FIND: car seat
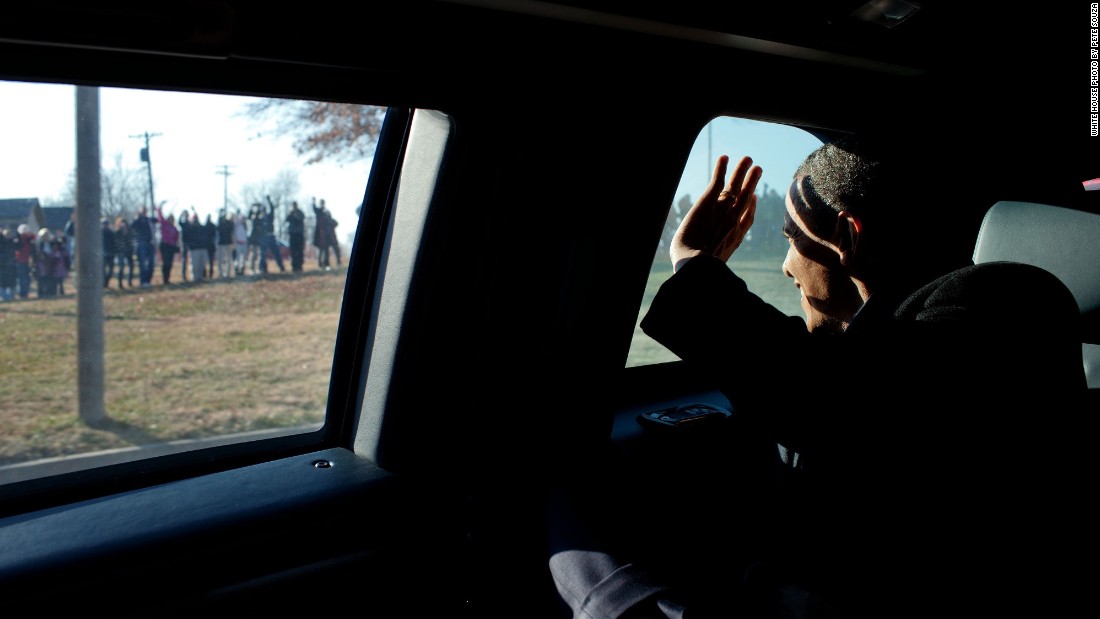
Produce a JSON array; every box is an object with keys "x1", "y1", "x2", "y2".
[{"x1": 972, "y1": 200, "x2": 1100, "y2": 388}]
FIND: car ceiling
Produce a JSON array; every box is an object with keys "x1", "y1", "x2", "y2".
[
  {"x1": 0, "y1": 2, "x2": 1070, "y2": 76},
  {"x1": 0, "y1": 1, "x2": 1093, "y2": 199}
]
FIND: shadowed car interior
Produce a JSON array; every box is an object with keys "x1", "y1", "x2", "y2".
[{"x1": 0, "y1": 1, "x2": 1094, "y2": 616}]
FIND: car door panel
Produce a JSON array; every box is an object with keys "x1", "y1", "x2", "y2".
[{"x1": 0, "y1": 447, "x2": 469, "y2": 614}]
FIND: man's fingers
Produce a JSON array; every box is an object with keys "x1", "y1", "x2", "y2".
[
  {"x1": 709, "y1": 155, "x2": 730, "y2": 195},
  {"x1": 742, "y1": 194, "x2": 758, "y2": 228},
  {"x1": 738, "y1": 165, "x2": 763, "y2": 204},
  {"x1": 726, "y1": 156, "x2": 753, "y2": 193}
]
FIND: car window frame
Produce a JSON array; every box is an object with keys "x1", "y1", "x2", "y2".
[{"x1": 0, "y1": 93, "x2": 415, "y2": 519}]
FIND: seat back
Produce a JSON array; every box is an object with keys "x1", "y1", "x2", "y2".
[{"x1": 973, "y1": 200, "x2": 1100, "y2": 388}]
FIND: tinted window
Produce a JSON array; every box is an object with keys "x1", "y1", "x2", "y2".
[
  {"x1": 626, "y1": 117, "x2": 822, "y2": 367},
  {"x1": 0, "y1": 80, "x2": 383, "y2": 485}
]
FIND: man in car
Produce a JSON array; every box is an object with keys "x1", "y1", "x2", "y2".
[{"x1": 549, "y1": 135, "x2": 1088, "y2": 618}]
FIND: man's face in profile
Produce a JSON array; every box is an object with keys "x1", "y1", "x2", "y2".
[{"x1": 781, "y1": 180, "x2": 862, "y2": 333}]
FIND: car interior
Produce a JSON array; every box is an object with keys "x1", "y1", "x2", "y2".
[{"x1": 0, "y1": 1, "x2": 1095, "y2": 616}]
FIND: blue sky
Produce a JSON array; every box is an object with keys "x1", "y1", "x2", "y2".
[
  {"x1": 673, "y1": 115, "x2": 824, "y2": 209},
  {"x1": 0, "y1": 80, "x2": 371, "y2": 234}
]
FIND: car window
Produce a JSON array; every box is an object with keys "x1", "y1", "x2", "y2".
[
  {"x1": 626, "y1": 117, "x2": 822, "y2": 367},
  {"x1": 0, "y1": 79, "x2": 383, "y2": 486}
]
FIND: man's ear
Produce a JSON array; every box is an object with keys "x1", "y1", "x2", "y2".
[{"x1": 833, "y1": 211, "x2": 862, "y2": 267}]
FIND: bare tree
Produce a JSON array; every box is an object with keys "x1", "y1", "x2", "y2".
[
  {"x1": 239, "y1": 168, "x2": 301, "y2": 240},
  {"x1": 239, "y1": 99, "x2": 385, "y2": 165},
  {"x1": 100, "y1": 152, "x2": 147, "y2": 221},
  {"x1": 57, "y1": 151, "x2": 147, "y2": 222}
]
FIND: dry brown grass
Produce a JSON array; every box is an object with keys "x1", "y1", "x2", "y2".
[
  {"x1": 0, "y1": 266, "x2": 346, "y2": 465},
  {"x1": 1, "y1": 253, "x2": 801, "y2": 465}
]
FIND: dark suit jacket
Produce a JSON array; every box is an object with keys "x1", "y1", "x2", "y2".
[{"x1": 634, "y1": 255, "x2": 1088, "y2": 617}]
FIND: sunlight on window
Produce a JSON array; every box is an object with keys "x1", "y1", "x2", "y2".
[{"x1": 625, "y1": 117, "x2": 822, "y2": 367}]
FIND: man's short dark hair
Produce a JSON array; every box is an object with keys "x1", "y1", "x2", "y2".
[
  {"x1": 795, "y1": 132, "x2": 970, "y2": 276},
  {"x1": 797, "y1": 136, "x2": 881, "y2": 218},
  {"x1": 796, "y1": 134, "x2": 928, "y2": 230}
]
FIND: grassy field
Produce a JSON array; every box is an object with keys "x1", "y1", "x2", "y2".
[
  {"x1": 626, "y1": 252, "x2": 803, "y2": 366},
  {"x1": 0, "y1": 252, "x2": 801, "y2": 467},
  {"x1": 0, "y1": 266, "x2": 346, "y2": 466}
]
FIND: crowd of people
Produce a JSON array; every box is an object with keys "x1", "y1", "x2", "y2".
[
  {"x1": 0, "y1": 223, "x2": 71, "y2": 301},
  {"x1": 0, "y1": 197, "x2": 344, "y2": 301}
]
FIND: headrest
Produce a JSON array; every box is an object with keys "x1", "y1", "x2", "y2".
[
  {"x1": 974, "y1": 201, "x2": 1100, "y2": 327},
  {"x1": 974, "y1": 201, "x2": 1100, "y2": 386}
]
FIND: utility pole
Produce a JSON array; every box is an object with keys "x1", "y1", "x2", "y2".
[
  {"x1": 76, "y1": 85, "x2": 106, "y2": 425},
  {"x1": 215, "y1": 164, "x2": 236, "y2": 212},
  {"x1": 131, "y1": 131, "x2": 162, "y2": 208}
]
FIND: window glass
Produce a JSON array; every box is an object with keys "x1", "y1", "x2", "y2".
[
  {"x1": 0, "y1": 80, "x2": 384, "y2": 484},
  {"x1": 626, "y1": 117, "x2": 822, "y2": 367}
]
